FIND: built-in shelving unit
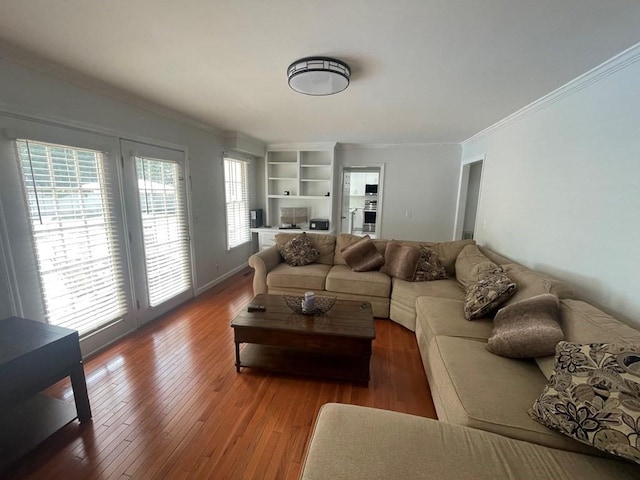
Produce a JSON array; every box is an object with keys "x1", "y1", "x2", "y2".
[
  {"x1": 254, "y1": 143, "x2": 336, "y2": 250},
  {"x1": 264, "y1": 143, "x2": 335, "y2": 228}
]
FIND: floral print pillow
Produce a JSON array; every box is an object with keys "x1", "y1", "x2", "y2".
[{"x1": 530, "y1": 341, "x2": 640, "y2": 464}]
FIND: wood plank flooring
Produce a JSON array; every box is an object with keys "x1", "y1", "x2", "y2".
[{"x1": 4, "y1": 269, "x2": 436, "y2": 480}]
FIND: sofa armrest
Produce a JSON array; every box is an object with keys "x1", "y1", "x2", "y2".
[{"x1": 248, "y1": 246, "x2": 282, "y2": 295}]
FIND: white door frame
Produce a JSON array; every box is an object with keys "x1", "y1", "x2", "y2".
[
  {"x1": 453, "y1": 154, "x2": 485, "y2": 240},
  {"x1": 337, "y1": 164, "x2": 385, "y2": 238}
]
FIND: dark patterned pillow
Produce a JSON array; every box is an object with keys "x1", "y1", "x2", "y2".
[
  {"x1": 413, "y1": 246, "x2": 447, "y2": 282},
  {"x1": 530, "y1": 342, "x2": 640, "y2": 464},
  {"x1": 463, "y1": 269, "x2": 516, "y2": 320},
  {"x1": 277, "y1": 232, "x2": 319, "y2": 266}
]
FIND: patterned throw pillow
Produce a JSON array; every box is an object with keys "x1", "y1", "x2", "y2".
[
  {"x1": 277, "y1": 233, "x2": 319, "y2": 266},
  {"x1": 413, "y1": 246, "x2": 447, "y2": 282},
  {"x1": 530, "y1": 342, "x2": 640, "y2": 464},
  {"x1": 463, "y1": 269, "x2": 516, "y2": 320}
]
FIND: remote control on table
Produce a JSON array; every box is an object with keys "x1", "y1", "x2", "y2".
[{"x1": 247, "y1": 304, "x2": 266, "y2": 312}]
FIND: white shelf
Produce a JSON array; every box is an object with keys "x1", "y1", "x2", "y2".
[{"x1": 264, "y1": 143, "x2": 336, "y2": 236}]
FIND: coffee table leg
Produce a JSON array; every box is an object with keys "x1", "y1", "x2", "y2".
[{"x1": 235, "y1": 341, "x2": 241, "y2": 372}]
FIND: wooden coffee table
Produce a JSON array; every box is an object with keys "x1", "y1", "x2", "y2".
[{"x1": 231, "y1": 294, "x2": 376, "y2": 382}]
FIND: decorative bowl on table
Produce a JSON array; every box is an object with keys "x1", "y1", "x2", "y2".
[{"x1": 282, "y1": 295, "x2": 337, "y2": 315}]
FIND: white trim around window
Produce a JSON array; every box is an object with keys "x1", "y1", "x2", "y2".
[{"x1": 223, "y1": 156, "x2": 250, "y2": 250}]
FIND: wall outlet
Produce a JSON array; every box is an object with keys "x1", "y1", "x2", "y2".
[
  {"x1": 405, "y1": 210, "x2": 412, "y2": 218},
  {"x1": 216, "y1": 264, "x2": 219, "y2": 271}
]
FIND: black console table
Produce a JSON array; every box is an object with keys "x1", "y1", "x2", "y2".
[{"x1": 0, "y1": 317, "x2": 92, "y2": 471}]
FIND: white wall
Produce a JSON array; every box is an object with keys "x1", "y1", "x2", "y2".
[
  {"x1": 337, "y1": 144, "x2": 461, "y2": 241},
  {"x1": 0, "y1": 57, "x2": 255, "y2": 312},
  {"x1": 463, "y1": 47, "x2": 640, "y2": 326}
]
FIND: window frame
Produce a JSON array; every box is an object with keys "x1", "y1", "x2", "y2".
[{"x1": 223, "y1": 155, "x2": 251, "y2": 251}]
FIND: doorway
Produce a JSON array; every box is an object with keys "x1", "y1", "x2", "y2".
[
  {"x1": 454, "y1": 156, "x2": 484, "y2": 240},
  {"x1": 340, "y1": 167, "x2": 383, "y2": 238}
]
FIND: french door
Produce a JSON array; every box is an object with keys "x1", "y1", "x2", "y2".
[
  {"x1": 0, "y1": 116, "x2": 194, "y2": 355},
  {"x1": 0, "y1": 118, "x2": 136, "y2": 356},
  {"x1": 120, "y1": 140, "x2": 193, "y2": 325}
]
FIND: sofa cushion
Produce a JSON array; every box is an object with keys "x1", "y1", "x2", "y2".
[
  {"x1": 455, "y1": 244, "x2": 498, "y2": 291},
  {"x1": 326, "y1": 265, "x2": 391, "y2": 298},
  {"x1": 487, "y1": 293, "x2": 564, "y2": 358},
  {"x1": 415, "y1": 297, "x2": 494, "y2": 345},
  {"x1": 535, "y1": 299, "x2": 640, "y2": 380},
  {"x1": 277, "y1": 232, "x2": 319, "y2": 266},
  {"x1": 390, "y1": 279, "x2": 465, "y2": 331},
  {"x1": 428, "y1": 239, "x2": 475, "y2": 277},
  {"x1": 427, "y1": 335, "x2": 602, "y2": 455},
  {"x1": 300, "y1": 403, "x2": 640, "y2": 480},
  {"x1": 502, "y1": 264, "x2": 575, "y2": 306},
  {"x1": 464, "y1": 270, "x2": 517, "y2": 320},
  {"x1": 380, "y1": 241, "x2": 420, "y2": 280},
  {"x1": 340, "y1": 235, "x2": 385, "y2": 272},
  {"x1": 531, "y1": 341, "x2": 640, "y2": 464},
  {"x1": 413, "y1": 246, "x2": 447, "y2": 282},
  {"x1": 276, "y1": 232, "x2": 336, "y2": 265},
  {"x1": 334, "y1": 233, "x2": 387, "y2": 265},
  {"x1": 267, "y1": 262, "x2": 331, "y2": 291}
]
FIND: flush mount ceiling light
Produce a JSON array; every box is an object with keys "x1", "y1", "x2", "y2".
[{"x1": 287, "y1": 57, "x2": 351, "y2": 96}]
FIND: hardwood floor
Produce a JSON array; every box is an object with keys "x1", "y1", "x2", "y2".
[{"x1": 4, "y1": 269, "x2": 436, "y2": 480}]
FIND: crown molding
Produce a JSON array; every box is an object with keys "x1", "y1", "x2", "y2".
[
  {"x1": 0, "y1": 40, "x2": 221, "y2": 135},
  {"x1": 463, "y1": 41, "x2": 640, "y2": 146},
  {"x1": 338, "y1": 142, "x2": 459, "y2": 150}
]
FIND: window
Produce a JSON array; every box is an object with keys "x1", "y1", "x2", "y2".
[
  {"x1": 17, "y1": 139, "x2": 127, "y2": 335},
  {"x1": 135, "y1": 155, "x2": 191, "y2": 307},
  {"x1": 223, "y1": 157, "x2": 250, "y2": 250}
]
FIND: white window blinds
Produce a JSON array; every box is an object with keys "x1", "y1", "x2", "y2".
[
  {"x1": 135, "y1": 156, "x2": 191, "y2": 307},
  {"x1": 17, "y1": 139, "x2": 127, "y2": 335},
  {"x1": 223, "y1": 157, "x2": 250, "y2": 250}
]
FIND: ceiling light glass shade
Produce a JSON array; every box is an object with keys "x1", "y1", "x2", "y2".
[{"x1": 287, "y1": 57, "x2": 351, "y2": 96}]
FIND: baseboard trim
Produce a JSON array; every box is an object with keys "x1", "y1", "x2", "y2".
[{"x1": 196, "y1": 262, "x2": 250, "y2": 296}]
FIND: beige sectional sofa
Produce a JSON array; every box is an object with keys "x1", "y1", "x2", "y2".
[{"x1": 247, "y1": 233, "x2": 640, "y2": 479}]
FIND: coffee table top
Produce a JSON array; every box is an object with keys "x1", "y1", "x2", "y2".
[{"x1": 231, "y1": 294, "x2": 375, "y2": 340}]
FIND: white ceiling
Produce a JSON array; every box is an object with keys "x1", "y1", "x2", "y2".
[{"x1": 0, "y1": 1, "x2": 639, "y2": 145}]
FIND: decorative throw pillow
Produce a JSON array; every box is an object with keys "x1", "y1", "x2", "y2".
[
  {"x1": 277, "y1": 232, "x2": 319, "y2": 266},
  {"x1": 380, "y1": 241, "x2": 420, "y2": 281},
  {"x1": 486, "y1": 293, "x2": 563, "y2": 358},
  {"x1": 341, "y1": 235, "x2": 385, "y2": 272},
  {"x1": 413, "y1": 246, "x2": 447, "y2": 282},
  {"x1": 463, "y1": 269, "x2": 516, "y2": 320},
  {"x1": 530, "y1": 342, "x2": 640, "y2": 464}
]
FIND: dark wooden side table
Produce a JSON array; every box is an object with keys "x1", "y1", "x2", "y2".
[{"x1": 0, "y1": 316, "x2": 92, "y2": 471}]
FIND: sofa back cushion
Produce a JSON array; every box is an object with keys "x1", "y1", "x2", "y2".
[
  {"x1": 334, "y1": 233, "x2": 387, "y2": 265},
  {"x1": 276, "y1": 232, "x2": 336, "y2": 265},
  {"x1": 427, "y1": 239, "x2": 476, "y2": 277},
  {"x1": 501, "y1": 264, "x2": 575, "y2": 306},
  {"x1": 455, "y1": 244, "x2": 499, "y2": 291},
  {"x1": 535, "y1": 299, "x2": 640, "y2": 379}
]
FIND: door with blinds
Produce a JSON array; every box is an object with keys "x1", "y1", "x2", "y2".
[
  {"x1": 0, "y1": 118, "x2": 136, "y2": 356},
  {"x1": 120, "y1": 140, "x2": 193, "y2": 325}
]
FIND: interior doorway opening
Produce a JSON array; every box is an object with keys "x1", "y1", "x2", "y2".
[
  {"x1": 340, "y1": 167, "x2": 383, "y2": 238},
  {"x1": 454, "y1": 156, "x2": 484, "y2": 240}
]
